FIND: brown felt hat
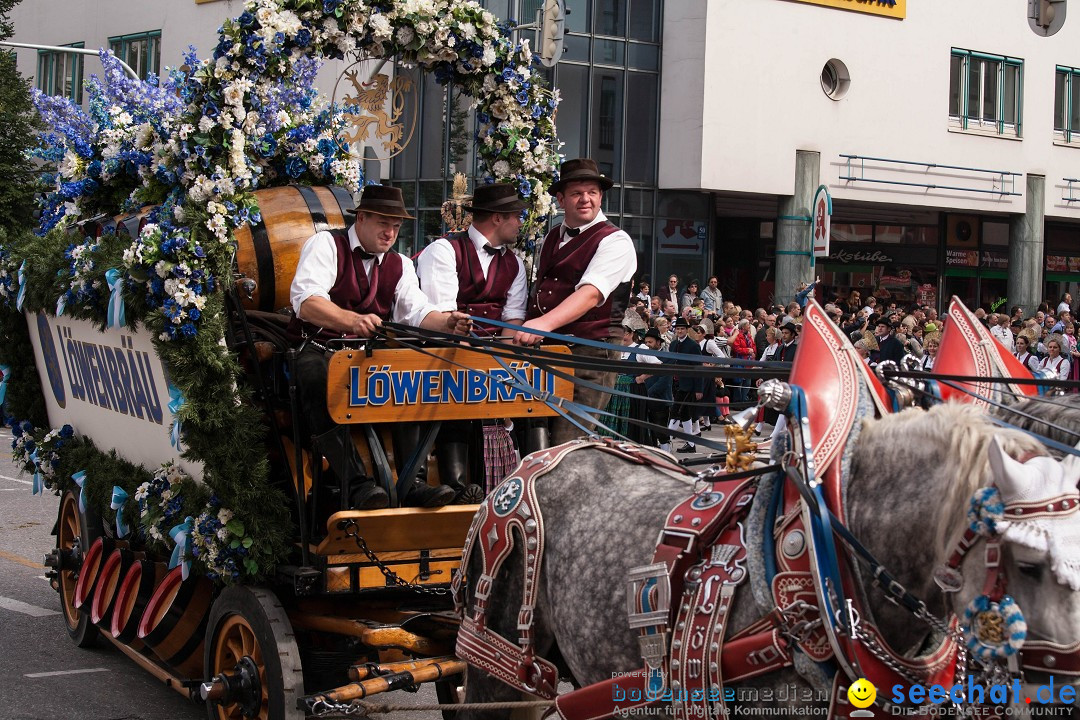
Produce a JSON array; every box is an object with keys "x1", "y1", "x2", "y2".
[
  {"x1": 463, "y1": 182, "x2": 530, "y2": 214},
  {"x1": 347, "y1": 185, "x2": 414, "y2": 219},
  {"x1": 549, "y1": 158, "x2": 614, "y2": 195}
]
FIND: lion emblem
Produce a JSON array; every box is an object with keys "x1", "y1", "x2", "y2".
[{"x1": 341, "y1": 71, "x2": 416, "y2": 157}]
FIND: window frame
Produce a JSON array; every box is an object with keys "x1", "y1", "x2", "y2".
[
  {"x1": 949, "y1": 48, "x2": 1023, "y2": 138},
  {"x1": 36, "y1": 42, "x2": 85, "y2": 103},
  {"x1": 107, "y1": 30, "x2": 161, "y2": 81},
  {"x1": 1055, "y1": 65, "x2": 1080, "y2": 144}
]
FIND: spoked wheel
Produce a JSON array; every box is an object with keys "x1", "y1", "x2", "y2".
[
  {"x1": 203, "y1": 586, "x2": 304, "y2": 720},
  {"x1": 54, "y1": 489, "x2": 100, "y2": 647}
]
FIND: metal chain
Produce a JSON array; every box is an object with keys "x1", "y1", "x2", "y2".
[{"x1": 344, "y1": 521, "x2": 449, "y2": 597}]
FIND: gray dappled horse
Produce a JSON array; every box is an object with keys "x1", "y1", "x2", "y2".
[{"x1": 456, "y1": 401, "x2": 1080, "y2": 718}]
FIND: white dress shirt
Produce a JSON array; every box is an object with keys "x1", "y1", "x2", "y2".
[
  {"x1": 1039, "y1": 354, "x2": 1072, "y2": 381},
  {"x1": 415, "y1": 226, "x2": 527, "y2": 321},
  {"x1": 556, "y1": 210, "x2": 637, "y2": 306},
  {"x1": 290, "y1": 224, "x2": 437, "y2": 328},
  {"x1": 990, "y1": 324, "x2": 1015, "y2": 352}
]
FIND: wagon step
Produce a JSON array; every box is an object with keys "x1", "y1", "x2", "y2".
[{"x1": 298, "y1": 656, "x2": 465, "y2": 712}]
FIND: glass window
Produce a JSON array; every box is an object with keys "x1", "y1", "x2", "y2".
[
  {"x1": 561, "y1": 34, "x2": 590, "y2": 63},
  {"x1": 108, "y1": 31, "x2": 160, "y2": 81},
  {"x1": 419, "y1": 74, "x2": 446, "y2": 178},
  {"x1": 624, "y1": 188, "x2": 654, "y2": 216},
  {"x1": 37, "y1": 43, "x2": 84, "y2": 103},
  {"x1": 594, "y1": 38, "x2": 625, "y2": 66},
  {"x1": 592, "y1": 68, "x2": 624, "y2": 178},
  {"x1": 593, "y1": 0, "x2": 625, "y2": 37},
  {"x1": 628, "y1": 0, "x2": 660, "y2": 42},
  {"x1": 983, "y1": 221, "x2": 1009, "y2": 247},
  {"x1": 554, "y1": 63, "x2": 588, "y2": 163},
  {"x1": 624, "y1": 72, "x2": 657, "y2": 185},
  {"x1": 949, "y1": 49, "x2": 1023, "y2": 136},
  {"x1": 628, "y1": 43, "x2": 659, "y2": 71},
  {"x1": 565, "y1": 0, "x2": 591, "y2": 33},
  {"x1": 1054, "y1": 66, "x2": 1080, "y2": 142},
  {"x1": 831, "y1": 223, "x2": 873, "y2": 244}
]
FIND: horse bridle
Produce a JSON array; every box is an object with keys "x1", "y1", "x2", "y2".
[{"x1": 935, "y1": 475, "x2": 1080, "y2": 681}]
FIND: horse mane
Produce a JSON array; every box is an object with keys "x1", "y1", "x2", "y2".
[
  {"x1": 855, "y1": 401, "x2": 1046, "y2": 564},
  {"x1": 998, "y1": 394, "x2": 1080, "y2": 452}
]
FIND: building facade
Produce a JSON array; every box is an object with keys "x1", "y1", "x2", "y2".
[
  {"x1": 661, "y1": 0, "x2": 1080, "y2": 313},
  {"x1": 12, "y1": 0, "x2": 1079, "y2": 314}
]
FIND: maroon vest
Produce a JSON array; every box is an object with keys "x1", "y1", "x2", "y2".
[
  {"x1": 526, "y1": 221, "x2": 625, "y2": 341},
  {"x1": 445, "y1": 233, "x2": 519, "y2": 322},
  {"x1": 288, "y1": 230, "x2": 404, "y2": 342}
]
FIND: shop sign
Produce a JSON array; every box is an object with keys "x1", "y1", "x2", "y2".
[
  {"x1": 981, "y1": 251, "x2": 1009, "y2": 269},
  {"x1": 946, "y1": 248, "x2": 979, "y2": 267},
  {"x1": 917, "y1": 283, "x2": 937, "y2": 308},
  {"x1": 1047, "y1": 255, "x2": 1069, "y2": 272},
  {"x1": 786, "y1": 0, "x2": 906, "y2": 20},
  {"x1": 811, "y1": 185, "x2": 832, "y2": 258},
  {"x1": 1070, "y1": 257, "x2": 1080, "y2": 273},
  {"x1": 657, "y1": 218, "x2": 705, "y2": 255},
  {"x1": 828, "y1": 248, "x2": 894, "y2": 265}
]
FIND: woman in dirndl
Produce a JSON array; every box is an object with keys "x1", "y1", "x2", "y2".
[
  {"x1": 483, "y1": 420, "x2": 520, "y2": 495},
  {"x1": 598, "y1": 325, "x2": 640, "y2": 439}
]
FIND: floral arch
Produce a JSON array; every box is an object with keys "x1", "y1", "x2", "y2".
[{"x1": 5, "y1": 0, "x2": 561, "y2": 582}]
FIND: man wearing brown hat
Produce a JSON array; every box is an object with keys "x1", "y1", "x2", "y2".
[
  {"x1": 416, "y1": 182, "x2": 529, "y2": 500},
  {"x1": 289, "y1": 184, "x2": 471, "y2": 509},
  {"x1": 513, "y1": 158, "x2": 637, "y2": 445}
]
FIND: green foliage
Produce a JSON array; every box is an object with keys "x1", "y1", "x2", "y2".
[{"x1": 0, "y1": 0, "x2": 40, "y2": 231}]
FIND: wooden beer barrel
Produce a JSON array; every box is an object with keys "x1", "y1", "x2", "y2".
[
  {"x1": 90, "y1": 547, "x2": 140, "y2": 628},
  {"x1": 234, "y1": 185, "x2": 355, "y2": 312},
  {"x1": 73, "y1": 537, "x2": 114, "y2": 610},
  {"x1": 111, "y1": 559, "x2": 167, "y2": 644},
  {"x1": 137, "y1": 566, "x2": 214, "y2": 679}
]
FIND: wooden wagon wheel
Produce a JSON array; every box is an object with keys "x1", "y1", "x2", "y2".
[
  {"x1": 55, "y1": 488, "x2": 100, "y2": 647},
  {"x1": 203, "y1": 586, "x2": 305, "y2": 720}
]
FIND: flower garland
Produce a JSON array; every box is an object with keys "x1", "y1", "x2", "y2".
[{"x1": 9, "y1": 0, "x2": 561, "y2": 585}]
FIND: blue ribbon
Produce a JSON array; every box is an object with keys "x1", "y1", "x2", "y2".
[
  {"x1": 72, "y1": 470, "x2": 87, "y2": 511},
  {"x1": 105, "y1": 268, "x2": 126, "y2": 328},
  {"x1": 16, "y1": 261, "x2": 27, "y2": 311},
  {"x1": 168, "y1": 516, "x2": 194, "y2": 580},
  {"x1": 110, "y1": 486, "x2": 130, "y2": 538},
  {"x1": 30, "y1": 450, "x2": 42, "y2": 495},
  {"x1": 0, "y1": 363, "x2": 10, "y2": 406},
  {"x1": 56, "y1": 294, "x2": 66, "y2": 317},
  {"x1": 167, "y1": 384, "x2": 184, "y2": 450}
]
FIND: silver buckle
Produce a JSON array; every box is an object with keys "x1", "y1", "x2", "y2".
[{"x1": 627, "y1": 563, "x2": 671, "y2": 630}]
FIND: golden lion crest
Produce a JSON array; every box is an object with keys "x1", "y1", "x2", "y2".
[{"x1": 339, "y1": 71, "x2": 417, "y2": 158}]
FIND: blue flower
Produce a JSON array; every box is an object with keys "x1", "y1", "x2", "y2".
[
  {"x1": 285, "y1": 156, "x2": 306, "y2": 179},
  {"x1": 519, "y1": 180, "x2": 532, "y2": 197},
  {"x1": 179, "y1": 322, "x2": 197, "y2": 337},
  {"x1": 295, "y1": 29, "x2": 312, "y2": 48}
]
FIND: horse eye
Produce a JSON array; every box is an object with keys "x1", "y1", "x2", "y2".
[{"x1": 1016, "y1": 563, "x2": 1044, "y2": 581}]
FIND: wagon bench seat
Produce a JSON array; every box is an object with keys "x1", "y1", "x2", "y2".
[{"x1": 313, "y1": 506, "x2": 480, "y2": 593}]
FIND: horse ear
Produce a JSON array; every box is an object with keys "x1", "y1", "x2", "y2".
[{"x1": 987, "y1": 435, "x2": 1023, "y2": 490}]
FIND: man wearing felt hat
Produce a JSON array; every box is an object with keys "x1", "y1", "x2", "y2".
[
  {"x1": 415, "y1": 181, "x2": 530, "y2": 501},
  {"x1": 288, "y1": 184, "x2": 472, "y2": 510},
  {"x1": 513, "y1": 158, "x2": 637, "y2": 446},
  {"x1": 778, "y1": 318, "x2": 799, "y2": 363}
]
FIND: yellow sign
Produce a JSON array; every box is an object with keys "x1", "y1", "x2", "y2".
[
  {"x1": 789, "y1": 0, "x2": 905, "y2": 19},
  {"x1": 327, "y1": 346, "x2": 574, "y2": 424}
]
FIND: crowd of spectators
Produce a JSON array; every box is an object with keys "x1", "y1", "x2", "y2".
[{"x1": 604, "y1": 278, "x2": 1080, "y2": 452}]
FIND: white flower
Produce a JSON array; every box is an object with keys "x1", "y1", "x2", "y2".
[
  {"x1": 198, "y1": 116, "x2": 215, "y2": 133},
  {"x1": 493, "y1": 160, "x2": 510, "y2": 177}
]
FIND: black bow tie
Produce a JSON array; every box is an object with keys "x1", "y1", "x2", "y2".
[
  {"x1": 565, "y1": 226, "x2": 581, "y2": 238},
  {"x1": 482, "y1": 244, "x2": 503, "y2": 255},
  {"x1": 356, "y1": 248, "x2": 379, "y2": 263}
]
